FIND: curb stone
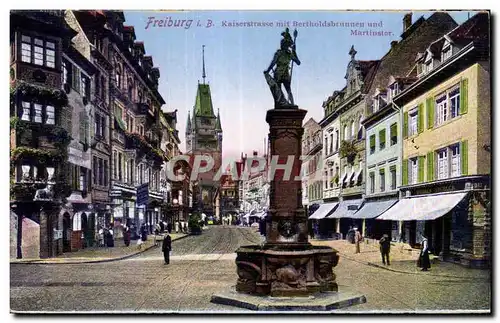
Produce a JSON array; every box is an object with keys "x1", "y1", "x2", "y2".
[{"x1": 10, "y1": 233, "x2": 192, "y2": 265}]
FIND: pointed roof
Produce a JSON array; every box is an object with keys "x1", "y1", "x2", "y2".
[
  {"x1": 215, "y1": 108, "x2": 222, "y2": 131},
  {"x1": 194, "y1": 83, "x2": 215, "y2": 117}
]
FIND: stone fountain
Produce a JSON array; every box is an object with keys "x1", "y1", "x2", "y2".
[{"x1": 211, "y1": 29, "x2": 366, "y2": 311}]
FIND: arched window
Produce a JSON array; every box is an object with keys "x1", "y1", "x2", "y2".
[
  {"x1": 115, "y1": 64, "x2": 122, "y2": 88},
  {"x1": 343, "y1": 124, "x2": 349, "y2": 140},
  {"x1": 351, "y1": 120, "x2": 355, "y2": 139},
  {"x1": 357, "y1": 116, "x2": 363, "y2": 140}
]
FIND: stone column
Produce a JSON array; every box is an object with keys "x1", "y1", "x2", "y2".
[{"x1": 265, "y1": 108, "x2": 308, "y2": 246}]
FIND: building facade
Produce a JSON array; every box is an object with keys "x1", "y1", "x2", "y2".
[
  {"x1": 10, "y1": 10, "x2": 76, "y2": 258},
  {"x1": 386, "y1": 12, "x2": 490, "y2": 267}
]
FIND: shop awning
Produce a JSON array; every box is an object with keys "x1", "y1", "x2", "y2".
[
  {"x1": 351, "y1": 198, "x2": 398, "y2": 219},
  {"x1": 308, "y1": 202, "x2": 338, "y2": 220},
  {"x1": 326, "y1": 199, "x2": 363, "y2": 219},
  {"x1": 376, "y1": 192, "x2": 469, "y2": 221}
]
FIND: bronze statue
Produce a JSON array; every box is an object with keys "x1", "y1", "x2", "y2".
[{"x1": 264, "y1": 28, "x2": 300, "y2": 108}]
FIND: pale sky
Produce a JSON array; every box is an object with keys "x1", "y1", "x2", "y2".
[{"x1": 124, "y1": 10, "x2": 475, "y2": 164}]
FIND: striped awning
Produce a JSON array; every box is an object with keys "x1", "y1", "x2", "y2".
[
  {"x1": 326, "y1": 199, "x2": 363, "y2": 219},
  {"x1": 309, "y1": 202, "x2": 338, "y2": 220},
  {"x1": 376, "y1": 192, "x2": 469, "y2": 221},
  {"x1": 351, "y1": 198, "x2": 398, "y2": 219}
]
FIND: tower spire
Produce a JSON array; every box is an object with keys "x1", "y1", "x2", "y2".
[{"x1": 202, "y1": 45, "x2": 206, "y2": 84}]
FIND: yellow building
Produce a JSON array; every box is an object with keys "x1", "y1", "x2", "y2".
[{"x1": 378, "y1": 12, "x2": 490, "y2": 268}]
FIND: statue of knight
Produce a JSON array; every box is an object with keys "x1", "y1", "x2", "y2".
[{"x1": 264, "y1": 28, "x2": 301, "y2": 108}]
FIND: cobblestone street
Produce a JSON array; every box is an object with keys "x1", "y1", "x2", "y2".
[{"x1": 10, "y1": 226, "x2": 490, "y2": 313}]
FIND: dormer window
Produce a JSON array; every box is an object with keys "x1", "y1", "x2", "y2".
[
  {"x1": 442, "y1": 44, "x2": 452, "y2": 62},
  {"x1": 373, "y1": 96, "x2": 380, "y2": 112},
  {"x1": 424, "y1": 57, "x2": 433, "y2": 74},
  {"x1": 388, "y1": 82, "x2": 399, "y2": 101}
]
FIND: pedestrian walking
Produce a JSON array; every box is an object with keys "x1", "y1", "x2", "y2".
[
  {"x1": 162, "y1": 233, "x2": 172, "y2": 265},
  {"x1": 354, "y1": 227, "x2": 362, "y2": 254},
  {"x1": 98, "y1": 226, "x2": 105, "y2": 247},
  {"x1": 183, "y1": 222, "x2": 188, "y2": 234},
  {"x1": 175, "y1": 221, "x2": 179, "y2": 233},
  {"x1": 418, "y1": 234, "x2": 431, "y2": 271},
  {"x1": 379, "y1": 234, "x2": 391, "y2": 265},
  {"x1": 123, "y1": 226, "x2": 131, "y2": 247}
]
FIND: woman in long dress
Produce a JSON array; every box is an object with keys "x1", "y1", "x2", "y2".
[{"x1": 419, "y1": 234, "x2": 431, "y2": 271}]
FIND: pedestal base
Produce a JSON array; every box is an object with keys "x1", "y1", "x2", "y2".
[
  {"x1": 234, "y1": 244, "x2": 339, "y2": 297},
  {"x1": 211, "y1": 287, "x2": 366, "y2": 311}
]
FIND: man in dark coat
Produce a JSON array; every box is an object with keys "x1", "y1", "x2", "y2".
[
  {"x1": 379, "y1": 234, "x2": 391, "y2": 265},
  {"x1": 162, "y1": 234, "x2": 172, "y2": 265}
]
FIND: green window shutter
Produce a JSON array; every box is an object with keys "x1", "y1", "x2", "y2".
[
  {"x1": 417, "y1": 103, "x2": 424, "y2": 133},
  {"x1": 426, "y1": 151, "x2": 434, "y2": 181},
  {"x1": 418, "y1": 156, "x2": 425, "y2": 183},
  {"x1": 426, "y1": 96, "x2": 434, "y2": 129},
  {"x1": 461, "y1": 140, "x2": 468, "y2": 175},
  {"x1": 403, "y1": 111, "x2": 408, "y2": 138},
  {"x1": 460, "y1": 78, "x2": 468, "y2": 115},
  {"x1": 402, "y1": 158, "x2": 408, "y2": 185}
]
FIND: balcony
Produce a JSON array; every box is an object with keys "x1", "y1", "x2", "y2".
[{"x1": 112, "y1": 131, "x2": 125, "y2": 144}]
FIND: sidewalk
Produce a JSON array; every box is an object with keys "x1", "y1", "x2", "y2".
[
  {"x1": 11, "y1": 233, "x2": 188, "y2": 265},
  {"x1": 310, "y1": 239, "x2": 489, "y2": 279}
]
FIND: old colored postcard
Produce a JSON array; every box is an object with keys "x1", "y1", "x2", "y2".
[{"x1": 9, "y1": 9, "x2": 491, "y2": 314}]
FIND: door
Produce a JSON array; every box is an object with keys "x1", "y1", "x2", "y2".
[{"x1": 62, "y1": 213, "x2": 71, "y2": 253}]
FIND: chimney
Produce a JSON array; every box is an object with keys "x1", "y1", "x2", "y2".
[
  {"x1": 403, "y1": 13, "x2": 412, "y2": 32},
  {"x1": 390, "y1": 40, "x2": 398, "y2": 48}
]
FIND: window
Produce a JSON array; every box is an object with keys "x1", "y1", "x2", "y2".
[
  {"x1": 335, "y1": 130, "x2": 339, "y2": 151},
  {"x1": 62, "y1": 59, "x2": 70, "y2": 85},
  {"x1": 442, "y1": 45, "x2": 452, "y2": 61},
  {"x1": 21, "y1": 35, "x2": 31, "y2": 63},
  {"x1": 34, "y1": 104, "x2": 43, "y2": 123},
  {"x1": 369, "y1": 134, "x2": 376, "y2": 154},
  {"x1": 424, "y1": 59, "x2": 432, "y2": 74},
  {"x1": 21, "y1": 101, "x2": 30, "y2": 121},
  {"x1": 118, "y1": 152, "x2": 123, "y2": 181},
  {"x1": 20, "y1": 35, "x2": 55, "y2": 68},
  {"x1": 373, "y1": 96, "x2": 379, "y2": 112},
  {"x1": 113, "y1": 151, "x2": 117, "y2": 179},
  {"x1": 45, "y1": 106, "x2": 55, "y2": 124},
  {"x1": 329, "y1": 133, "x2": 333, "y2": 153},
  {"x1": 390, "y1": 123, "x2": 397, "y2": 145},
  {"x1": 81, "y1": 74, "x2": 90, "y2": 101},
  {"x1": 390, "y1": 166, "x2": 397, "y2": 190},
  {"x1": 410, "y1": 158, "x2": 418, "y2": 185},
  {"x1": 436, "y1": 94, "x2": 448, "y2": 125},
  {"x1": 79, "y1": 167, "x2": 86, "y2": 191},
  {"x1": 379, "y1": 169, "x2": 385, "y2": 192},
  {"x1": 324, "y1": 136, "x2": 328, "y2": 155},
  {"x1": 451, "y1": 144, "x2": 461, "y2": 177},
  {"x1": 350, "y1": 120, "x2": 355, "y2": 139},
  {"x1": 369, "y1": 172, "x2": 375, "y2": 194},
  {"x1": 329, "y1": 168, "x2": 334, "y2": 188},
  {"x1": 98, "y1": 158, "x2": 104, "y2": 185},
  {"x1": 409, "y1": 109, "x2": 418, "y2": 136},
  {"x1": 343, "y1": 124, "x2": 349, "y2": 140},
  {"x1": 93, "y1": 156, "x2": 97, "y2": 185},
  {"x1": 324, "y1": 171, "x2": 328, "y2": 189},
  {"x1": 437, "y1": 149, "x2": 449, "y2": 180},
  {"x1": 389, "y1": 83, "x2": 399, "y2": 101},
  {"x1": 449, "y1": 87, "x2": 460, "y2": 119},
  {"x1": 379, "y1": 129, "x2": 386, "y2": 150}
]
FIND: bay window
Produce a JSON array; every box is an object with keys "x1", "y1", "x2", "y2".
[
  {"x1": 20, "y1": 35, "x2": 56, "y2": 68},
  {"x1": 34, "y1": 104, "x2": 43, "y2": 123}
]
